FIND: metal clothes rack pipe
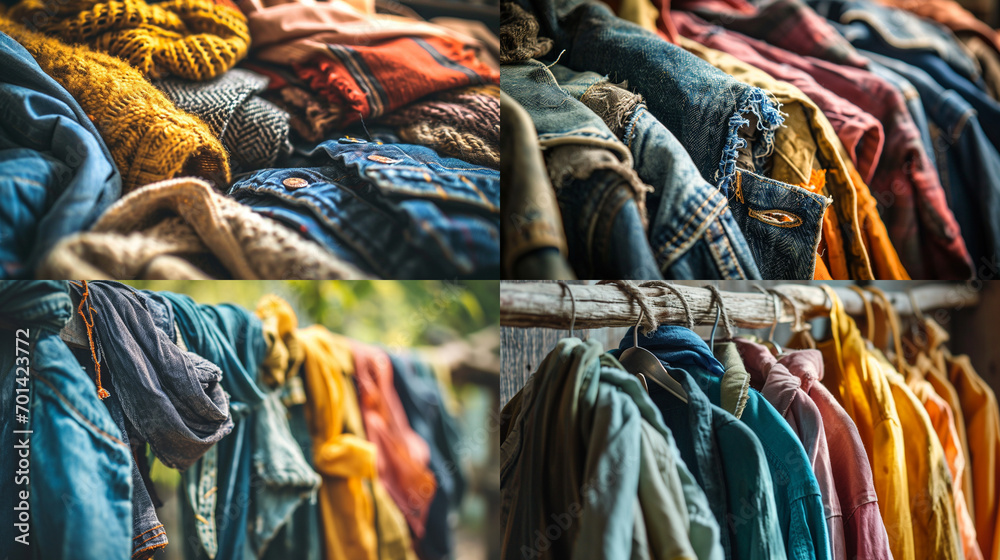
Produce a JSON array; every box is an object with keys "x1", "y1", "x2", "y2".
[{"x1": 500, "y1": 282, "x2": 981, "y2": 330}]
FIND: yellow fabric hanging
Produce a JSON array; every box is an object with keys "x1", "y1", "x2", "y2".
[{"x1": 787, "y1": 285, "x2": 915, "y2": 560}]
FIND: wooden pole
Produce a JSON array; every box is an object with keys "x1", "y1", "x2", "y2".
[{"x1": 499, "y1": 282, "x2": 980, "y2": 330}]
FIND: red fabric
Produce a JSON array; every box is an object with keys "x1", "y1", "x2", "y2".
[
  {"x1": 352, "y1": 341, "x2": 436, "y2": 540},
  {"x1": 296, "y1": 35, "x2": 498, "y2": 124},
  {"x1": 672, "y1": 0, "x2": 870, "y2": 68},
  {"x1": 673, "y1": 12, "x2": 973, "y2": 279}
]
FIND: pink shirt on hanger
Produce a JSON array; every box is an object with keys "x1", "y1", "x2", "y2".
[{"x1": 771, "y1": 345, "x2": 894, "y2": 560}]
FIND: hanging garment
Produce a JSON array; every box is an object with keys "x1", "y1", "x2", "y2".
[
  {"x1": 809, "y1": 0, "x2": 1000, "y2": 149},
  {"x1": 862, "y1": 50, "x2": 1000, "y2": 273},
  {"x1": 508, "y1": 0, "x2": 837, "y2": 278},
  {"x1": 916, "y1": 319, "x2": 976, "y2": 524},
  {"x1": 679, "y1": 37, "x2": 908, "y2": 281},
  {"x1": 0, "y1": 17, "x2": 230, "y2": 191},
  {"x1": 906, "y1": 366, "x2": 983, "y2": 560},
  {"x1": 6, "y1": 0, "x2": 250, "y2": 80},
  {"x1": 616, "y1": 326, "x2": 831, "y2": 559},
  {"x1": 778, "y1": 349, "x2": 893, "y2": 560},
  {"x1": 943, "y1": 349, "x2": 1000, "y2": 559},
  {"x1": 672, "y1": 0, "x2": 870, "y2": 68},
  {"x1": 548, "y1": 65, "x2": 764, "y2": 280},
  {"x1": 501, "y1": 337, "x2": 723, "y2": 560},
  {"x1": 735, "y1": 338, "x2": 846, "y2": 560},
  {"x1": 298, "y1": 326, "x2": 417, "y2": 560},
  {"x1": 499, "y1": 90, "x2": 573, "y2": 279},
  {"x1": 860, "y1": 287, "x2": 965, "y2": 560},
  {"x1": 351, "y1": 342, "x2": 436, "y2": 540},
  {"x1": 390, "y1": 354, "x2": 466, "y2": 560},
  {"x1": 0, "y1": 32, "x2": 121, "y2": 278},
  {"x1": 673, "y1": 10, "x2": 973, "y2": 279},
  {"x1": 69, "y1": 282, "x2": 235, "y2": 559},
  {"x1": 229, "y1": 138, "x2": 499, "y2": 279},
  {"x1": 501, "y1": 60, "x2": 662, "y2": 280},
  {"x1": 37, "y1": 178, "x2": 365, "y2": 280},
  {"x1": 0, "y1": 282, "x2": 133, "y2": 560},
  {"x1": 162, "y1": 293, "x2": 319, "y2": 560},
  {"x1": 787, "y1": 286, "x2": 914, "y2": 560}
]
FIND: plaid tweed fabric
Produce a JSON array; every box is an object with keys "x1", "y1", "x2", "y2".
[{"x1": 156, "y1": 69, "x2": 292, "y2": 172}]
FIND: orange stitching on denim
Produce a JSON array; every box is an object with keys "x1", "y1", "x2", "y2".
[
  {"x1": 733, "y1": 171, "x2": 744, "y2": 204},
  {"x1": 459, "y1": 175, "x2": 497, "y2": 210},
  {"x1": 203, "y1": 486, "x2": 218, "y2": 499},
  {"x1": 748, "y1": 208, "x2": 802, "y2": 228},
  {"x1": 135, "y1": 530, "x2": 166, "y2": 547},
  {"x1": 132, "y1": 538, "x2": 168, "y2": 559},
  {"x1": 68, "y1": 280, "x2": 109, "y2": 400},
  {"x1": 656, "y1": 195, "x2": 717, "y2": 255},
  {"x1": 195, "y1": 514, "x2": 210, "y2": 524},
  {"x1": 132, "y1": 524, "x2": 164, "y2": 541}
]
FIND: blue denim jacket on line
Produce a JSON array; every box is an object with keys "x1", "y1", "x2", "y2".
[{"x1": 0, "y1": 281, "x2": 133, "y2": 560}]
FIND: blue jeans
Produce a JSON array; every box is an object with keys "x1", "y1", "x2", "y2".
[
  {"x1": 510, "y1": 0, "x2": 826, "y2": 278},
  {"x1": 229, "y1": 138, "x2": 500, "y2": 279},
  {"x1": 390, "y1": 354, "x2": 467, "y2": 559},
  {"x1": 162, "y1": 294, "x2": 319, "y2": 560},
  {"x1": 0, "y1": 33, "x2": 121, "y2": 278},
  {"x1": 68, "y1": 281, "x2": 235, "y2": 558},
  {"x1": 0, "y1": 281, "x2": 132, "y2": 560},
  {"x1": 548, "y1": 64, "x2": 763, "y2": 279}
]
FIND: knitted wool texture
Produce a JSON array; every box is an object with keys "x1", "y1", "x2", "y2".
[
  {"x1": 156, "y1": 69, "x2": 292, "y2": 172},
  {"x1": 380, "y1": 85, "x2": 499, "y2": 167},
  {"x1": 38, "y1": 178, "x2": 366, "y2": 279},
  {"x1": 0, "y1": 16, "x2": 230, "y2": 191},
  {"x1": 7, "y1": 0, "x2": 249, "y2": 80}
]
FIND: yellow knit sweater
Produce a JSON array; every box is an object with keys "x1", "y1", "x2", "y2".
[
  {"x1": 7, "y1": 0, "x2": 249, "y2": 80},
  {"x1": 0, "y1": 15, "x2": 231, "y2": 190}
]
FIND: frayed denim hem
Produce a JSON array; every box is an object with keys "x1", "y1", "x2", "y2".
[{"x1": 714, "y1": 86, "x2": 784, "y2": 197}]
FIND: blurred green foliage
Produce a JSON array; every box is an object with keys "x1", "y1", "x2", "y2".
[{"x1": 123, "y1": 281, "x2": 498, "y2": 349}]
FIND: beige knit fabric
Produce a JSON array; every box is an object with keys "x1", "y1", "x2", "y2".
[{"x1": 38, "y1": 177, "x2": 366, "y2": 279}]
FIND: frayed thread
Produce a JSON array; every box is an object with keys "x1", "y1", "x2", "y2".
[{"x1": 715, "y1": 87, "x2": 784, "y2": 198}]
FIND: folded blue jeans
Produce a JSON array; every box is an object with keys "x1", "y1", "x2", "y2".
[{"x1": 229, "y1": 138, "x2": 500, "y2": 279}]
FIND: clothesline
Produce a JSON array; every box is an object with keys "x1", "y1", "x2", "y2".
[
  {"x1": 56, "y1": 293, "x2": 501, "y2": 375},
  {"x1": 500, "y1": 282, "x2": 981, "y2": 330}
]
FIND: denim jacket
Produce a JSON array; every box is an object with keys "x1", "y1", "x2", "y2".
[
  {"x1": 548, "y1": 65, "x2": 762, "y2": 279},
  {"x1": 229, "y1": 138, "x2": 499, "y2": 279},
  {"x1": 0, "y1": 281, "x2": 133, "y2": 560},
  {"x1": 511, "y1": 0, "x2": 829, "y2": 278},
  {"x1": 501, "y1": 60, "x2": 663, "y2": 279}
]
